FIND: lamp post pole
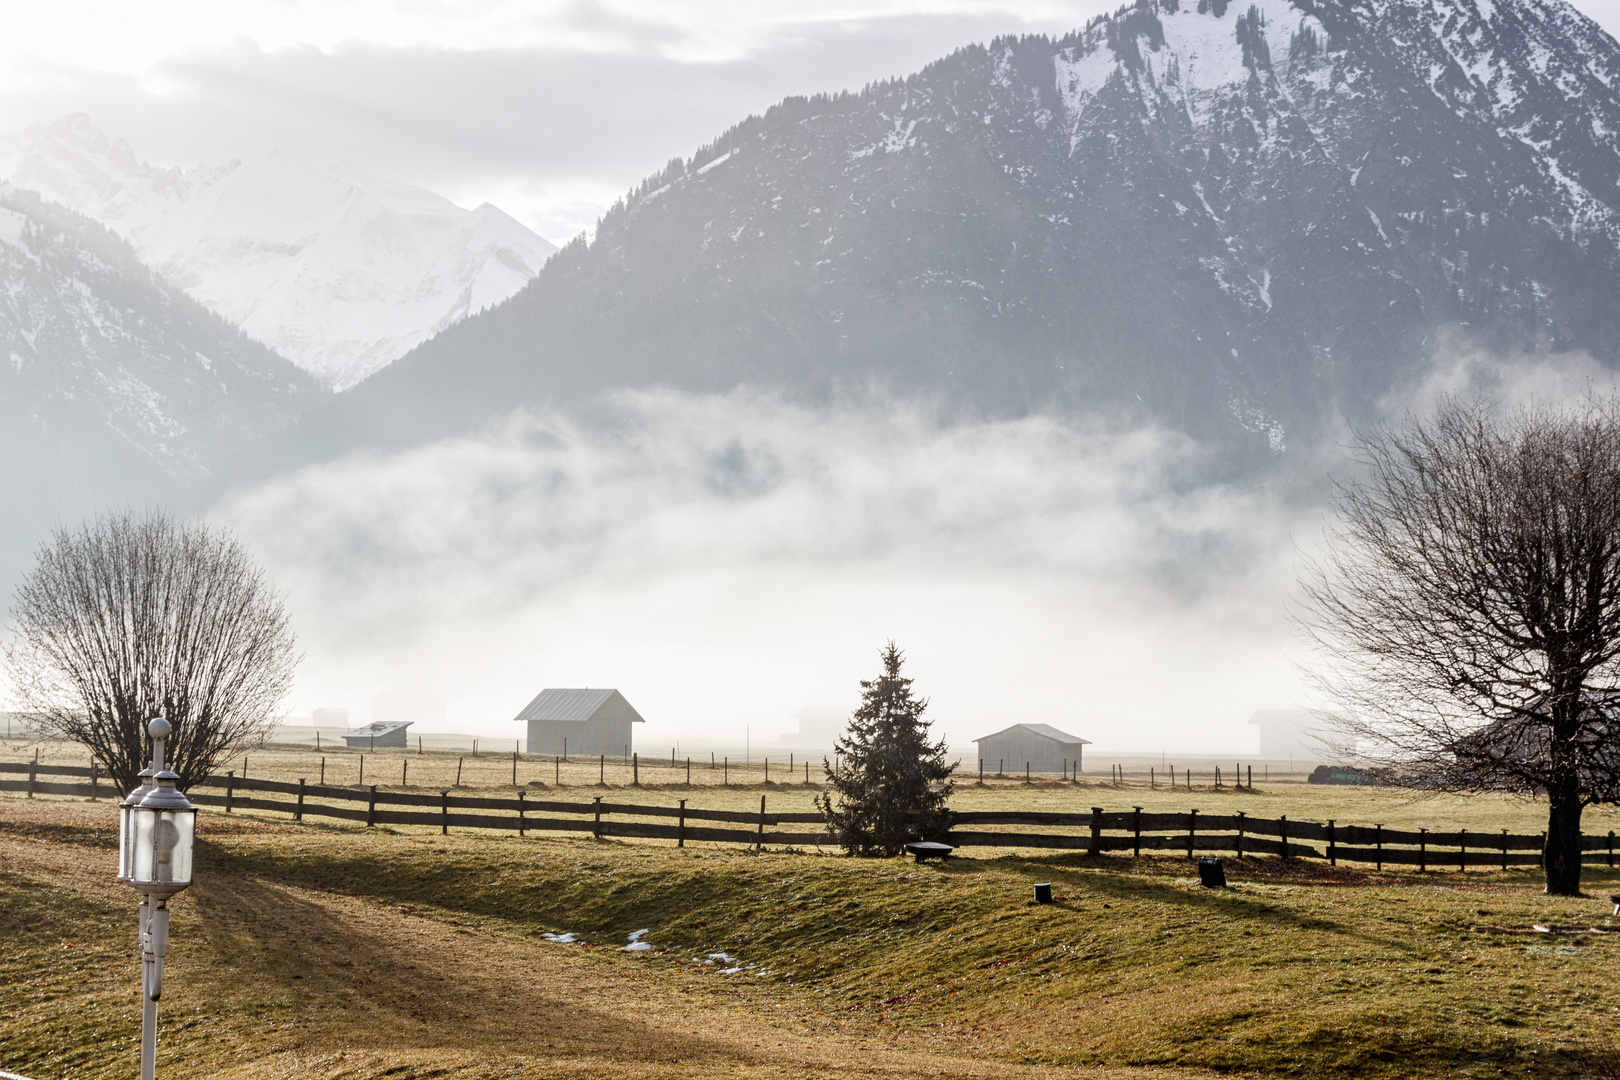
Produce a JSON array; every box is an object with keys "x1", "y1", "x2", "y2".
[{"x1": 118, "y1": 718, "x2": 197, "y2": 1080}]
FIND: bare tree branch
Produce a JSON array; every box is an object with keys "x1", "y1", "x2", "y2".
[
  {"x1": 4, "y1": 508, "x2": 299, "y2": 792},
  {"x1": 1298, "y1": 396, "x2": 1620, "y2": 895}
]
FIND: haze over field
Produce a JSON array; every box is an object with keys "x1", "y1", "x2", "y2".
[{"x1": 8, "y1": 0, "x2": 1620, "y2": 754}]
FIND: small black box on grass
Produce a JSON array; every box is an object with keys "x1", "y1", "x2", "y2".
[
  {"x1": 1034, "y1": 882, "x2": 1053, "y2": 904},
  {"x1": 1198, "y1": 857, "x2": 1227, "y2": 888}
]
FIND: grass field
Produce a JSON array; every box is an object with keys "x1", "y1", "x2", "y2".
[
  {"x1": 4, "y1": 786, "x2": 1620, "y2": 1080},
  {"x1": 10, "y1": 736, "x2": 1618, "y2": 836}
]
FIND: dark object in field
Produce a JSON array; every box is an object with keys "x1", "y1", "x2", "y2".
[
  {"x1": 904, "y1": 841, "x2": 954, "y2": 863},
  {"x1": 1033, "y1": 882, "x2": 1053, "y2": 904},
  {"x1": 1610, "y1": 894, "x2": 1620, "y2": 916},
  {"x1": 1308, "y1": 764, "x2": 1375, "y2": 785},
  {"x1": 1198, "y1": 857, "x2": 1227, "y2": 888}
]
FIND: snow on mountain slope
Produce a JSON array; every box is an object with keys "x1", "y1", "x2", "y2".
[
  {"x1": 0, "y1": 184, "x2": 323, "y2": 476},
  {"x1": 0, "y1": 115, "x2": 557, "y2": 389},
  {"x1": 264, "y1": 0, "x2": 1620, "y2": 473}
]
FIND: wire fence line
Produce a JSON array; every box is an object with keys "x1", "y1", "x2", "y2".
[{"x1": 6, "y1": 762, "x2": 1619, "y2": 869}]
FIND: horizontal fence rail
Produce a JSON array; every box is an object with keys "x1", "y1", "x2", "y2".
[{"x1": 3, "y1": 763, "x2": 1618, "y2": 869}]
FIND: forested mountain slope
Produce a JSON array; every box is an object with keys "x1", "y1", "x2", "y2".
[{"x1": 256, "y1": 0, "x2": 1620, "y2": 468}]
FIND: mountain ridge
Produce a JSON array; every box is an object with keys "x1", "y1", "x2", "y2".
[
  {"x1": 0, "y1": 115, "x2": 558, "y2": 389},
  {"x1": 0, "y1": 184, "x2": 326, "y2": 579}
]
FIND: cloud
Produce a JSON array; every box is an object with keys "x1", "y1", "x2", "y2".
[
  {"x1": 211, "y1": 391, "x2": 1309, "y2": 753},
  {"x1": 1379, "y1": 332, "x2": 1620, "y2": 424},
  {"x1": 0, "y1": 6, "x2": 1113, "y2": 241}
]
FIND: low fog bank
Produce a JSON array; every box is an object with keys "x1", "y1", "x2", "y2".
[{"x1": 212, "y1": 390, "x2": 1318, "y2": 755}]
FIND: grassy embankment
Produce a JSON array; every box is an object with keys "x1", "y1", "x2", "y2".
[{"x1": 3, "y1": 790, "x2": 1620, "y2": 1080}]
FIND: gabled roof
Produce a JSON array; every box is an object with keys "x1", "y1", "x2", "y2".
[
  {"x1": 513, "y1": 688, "x2": 644, "y2": 724},
  {"x1": 343, "y1": 721, "x2": 413, "y2": 738},
  {"x1": 973, "y1": 723, "x2": 1090, "y2": 746}
]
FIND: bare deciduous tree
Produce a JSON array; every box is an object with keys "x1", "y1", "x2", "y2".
[
  {"x1": 4, "y1": 509, "x2": 298, "y2": 792},
  {"x1": 1299, "y1": 397, "x2": 1620, "y2": 895}
]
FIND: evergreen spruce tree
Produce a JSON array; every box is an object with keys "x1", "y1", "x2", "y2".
[{"x1": 816, "y1": 641, "x2": 955, "y2": 856}]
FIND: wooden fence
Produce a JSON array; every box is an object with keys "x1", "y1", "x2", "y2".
[{"x1": 3, "y1": 762, "x2": 1618, "y2": 869}]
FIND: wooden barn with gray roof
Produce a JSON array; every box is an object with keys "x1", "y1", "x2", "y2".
[
  {"x1": 972, "y1": 723, "x2": 1090, "y2": 774},
  {"x1": 514, "y1": 688, "x2": 645, "y2": 755}
]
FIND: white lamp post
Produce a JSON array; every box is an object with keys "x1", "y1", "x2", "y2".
[{"x1": 118, "y1": 718, "x2": 196, "y2": 1080}]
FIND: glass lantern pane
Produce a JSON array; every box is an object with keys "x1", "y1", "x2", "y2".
[
  {"x1": 117, "y1": 805, "x2": 131, "y2": 880},
  {"x1": 155, "y1": 813, "x2": 180, "y2": 882},
  {"x1": 165, "y1": 811, "x2": 194, "y2": 886},
  {"x1": 132, "y1": 810, "x2": 157, "y2": 884}
]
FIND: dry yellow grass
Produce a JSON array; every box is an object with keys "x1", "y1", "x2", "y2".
[
  {"x1": 5, "y1": 792, "x2": 1620, "y2": 1079},
  {"x1": 9, "y1": 735, "x2": 1615, "y2": 836}
]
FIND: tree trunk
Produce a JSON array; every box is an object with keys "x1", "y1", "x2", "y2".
[{"x1": 1543, "y1": 788, "x2": 1585, "y2": 896}]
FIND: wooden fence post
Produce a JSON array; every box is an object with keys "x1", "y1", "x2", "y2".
[
  {"x1": 1501, "y1": 829, "x2": 1509, "y2": 871},
  {"x1": 1133, "y1": 806, "x2": 1142, "y2": 858},
  {"x1": 26, "y1": 752, "x2": 36, "y2": 799},
  {"x1": 297, "y1": 778, "x2": 306, "y2": 822},
  {"x1": 979, "y1": 759, "x2": 983, "y2": 785},
  {"x1": 518, "y1": 789, "x2": 526, "y2": 836},
  {"x1": 1088, "y1": 807, "x2": 1103, "y2": 856},
  {"x1": 359, "y1": 755, "x2": 364, "y2": 787},
  {"x1": 1609, "y1": 830, "x2": 1615, "y2": 868},
  {"x1": 320, "y1": 757, "x2": 326, "y2": 785},
  {"x1": 1459, "y1": 828, "x2": 1467, "y2": 873},
  {"x1": 513, "y1": 751, "x2": 519, "y2": 787},
  {"x1": 1150, "y1": 767, "x2": 1155, "y2": 789},
  {"x1": 757, "y1": 795, "x2": 766, "y2": 851},
  {"x1": 1375, "y1": 824, "x2": 1382, "y2": 870},
  {"x1": 367, "y1": 785, "x2": 377, "y2": 827},
  {"x1": 633, "y1": 752, "x2": 639, "y2": 786},
  {"x1": 599, "y1": 755, "x2": 604, "y2": 786},
  {"x1": 1328, "y1": 819, "x2": 1336, "y2": 866},
  {"x1": 679, "y1": 799, "x2": 687, "y2": 848},
  {"x1": 1187, "y1": 809, "x2": 1198, "y2": 858},
  {"x1": 403, "y1": 759, "x2": 408, "y2": 786},
  {"x1": 593, "y1": 796, "x2": 603, "y2": 839},
  {"x1": 90, "y1": 761, "x2": 98, "y2": 801},
  {"x1": 441, "y1": 790, "x2": 449, "y2": 835},
  {"x1": 1025, "y1": 762, "x2": 1030, "y2": 783},
  {"x1": 1247, "y1": 765, "x2": 1252, "y2": 788},
  {"x1": 687, "y1": 757, "x2": 692, "y2": 785},
  {"x1": 1419, "y1": 828, "x2": 1427, "y2": 872},
  {"x1": 555, "y1": 756, "x2": 560, "y2": 785},
  {"x1": 225, "y1": 771, "x2": 235, "y2": 813},
  {"x1": 1236, "y1": 811, "x2": 1245, "y2": 859},
  {"x1": 1279, "y1": 815, "x2": 1288, "y2": 860},
  {"x1": 457, "y1": 757, "x2": 465, "y2": 787}
]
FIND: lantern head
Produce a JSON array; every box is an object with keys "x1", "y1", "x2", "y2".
[{"x1": 123, "y1": 718, "x2": 197, "y2": 900}]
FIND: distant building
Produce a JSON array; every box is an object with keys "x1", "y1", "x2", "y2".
[
  {"x1": 778, "y1": 706, "x2": 849, "y2": 748},
  {"x1": 973, "y1": 724, "x2": 1091, "y2": 774},
  {"x1": 341, "y1": 720, "x2": 413, "y2": 748},
  {"x1": 515, "y1": 688, "x2": 645, "y2": 755},
  {"x1": 1247, "y1": 709, "x2": 1327, "y2": 761}
]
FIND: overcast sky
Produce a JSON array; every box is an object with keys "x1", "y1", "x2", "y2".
[{"x1": 9, "y1": 0, "x2": 1617, "y2": 245}]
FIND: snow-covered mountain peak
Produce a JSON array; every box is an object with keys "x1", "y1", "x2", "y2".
[{"x1": 0, "y1": 116, "x2": 558, "y2": 389}]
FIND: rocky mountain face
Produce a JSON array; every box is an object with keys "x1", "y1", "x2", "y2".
[
  {"x1": 0, "y1": 186, "x2": 324, "y2": 575},
  {"x1": 275, "y1": 0, "x2": 1620, "y2": 468},
  {"x1": 0, "y1": 115, "x2": 557, "y2": 389}
]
